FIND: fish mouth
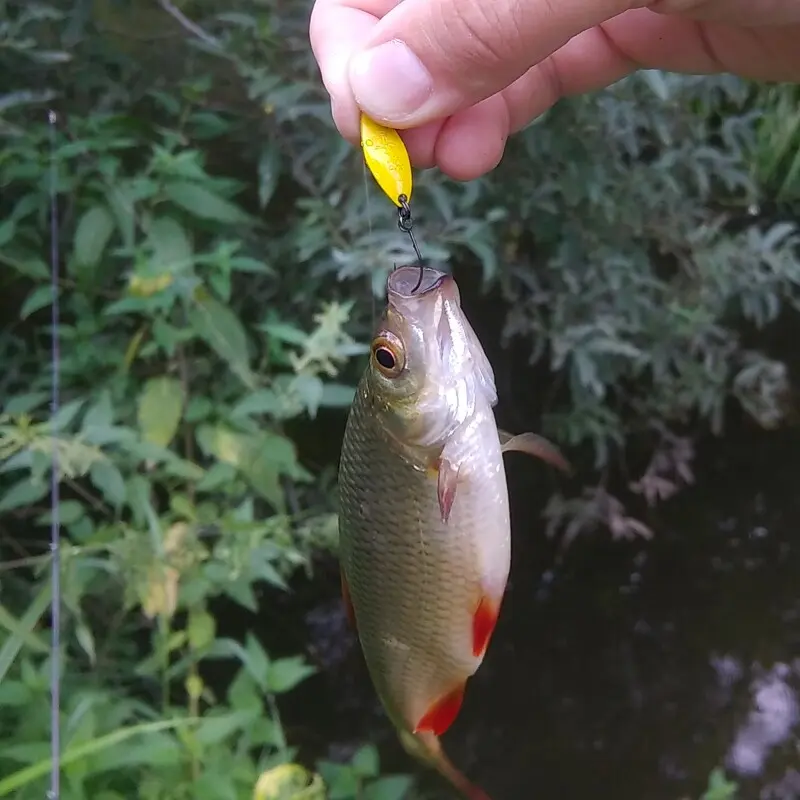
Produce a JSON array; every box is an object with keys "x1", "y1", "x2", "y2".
[{"x1": 387, "y1": 266, "x2": 452, "y2": 299}]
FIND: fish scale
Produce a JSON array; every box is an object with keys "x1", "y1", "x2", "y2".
[{"x1": 338, "y1": 346, "x2": 511, "y2": 735}]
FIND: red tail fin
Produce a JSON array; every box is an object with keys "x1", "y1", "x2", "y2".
[{"x1": 410, "y1": 731, "x2": 493, "y2": 800}]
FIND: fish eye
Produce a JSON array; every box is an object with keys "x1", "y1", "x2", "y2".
[
  {"x1": 375, "y1": 347, "x2": 395, "y2": 370},
  {"x1": 371, "y1": 333, "x2": 405, "y2": 378}
]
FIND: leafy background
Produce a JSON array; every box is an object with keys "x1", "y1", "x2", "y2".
[{"x1": 1, "y1": 1, "x2": 799, "y2": 799}]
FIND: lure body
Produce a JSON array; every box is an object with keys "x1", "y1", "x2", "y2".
[{"x1": 360, "y1": 114, "x2": 412, "y2": 206}]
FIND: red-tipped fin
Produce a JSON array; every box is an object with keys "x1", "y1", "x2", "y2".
[
  {"x1": 412, "y1": 731, "x2": 494, "y2": 800},
  {"x1": 472, "y1": 594, "x2": 502, "y2": 659},
  {"x1": 436, "y1": 456, "x2": 460, "y2": 523},
  {"x1": 340, "y1": 567, "x2": 356, "y2": 628},
  {"x1": 499, "y1": 429, "x2": 572, "y2": 474},
  {"x1": 414, "y1": 682, "x2": 466, "y2": 736}
]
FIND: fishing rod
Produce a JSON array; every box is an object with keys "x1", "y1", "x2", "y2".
[
  {"x1": 47, "y1": 108, "x2": 62, "y2": 800},
  {"x1": 359, "y1": 114, "x2": 426, "y2": 292}
]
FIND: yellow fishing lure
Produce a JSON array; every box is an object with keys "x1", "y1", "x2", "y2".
[
  {"x1": 360, "y1": 114, "x2": 424, "y2": 285},
  {"x1": 360, "y1": 114, "x2": 413, "y2": 206}
]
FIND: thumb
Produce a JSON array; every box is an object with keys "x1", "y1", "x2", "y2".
[{"x1": 348, "y1": 0, "x2": 643, "y2": 127}]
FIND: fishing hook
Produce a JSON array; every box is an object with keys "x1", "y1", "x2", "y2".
[{"x1": 397, "y1": 194, "x2": 424, "y2": 293}]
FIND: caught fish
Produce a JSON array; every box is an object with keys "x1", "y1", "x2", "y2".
[{"x1": 337, "y1": 267, "x2": 570, "y2": 799}]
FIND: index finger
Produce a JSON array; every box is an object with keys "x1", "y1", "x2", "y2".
[{"x1": 309, "y1": 0, "x2": 401, "y2": 141}]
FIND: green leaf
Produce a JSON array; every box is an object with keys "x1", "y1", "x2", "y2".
[
  {"x1": 37, "y1": 499, "x2": 84, "y2": 525},
  {"x1": 184, "y1": 395, "x2": 213, "y2": 422},
  {"x1": 193, "y1": 710, "x2": 258, "y2": 746},
  {"x1": 195, "y1": 462, "x2": 237, "y2": 491},
  {"x1": 75, "y1": 620, "x2": 96, "y2": 665},
  {"x1": 89, "y1": 461, "x2": 126, "y2": 508},
  {"x1": 105, "y1": 181, "x2": 138, "y2": 250},
  {"x1": 260, "y1": 321, "x2": 308, "y2": 346},
  {"x1": 0, "y1": 220, "x2": 16, "y2": 249},
  {"x1": 82, "y1": 390, "x2": 114, "y2": 430},
  {"x1": 73, "y1": 205, "x2": 115, "y2": 271},
  {"x1": 195, "y1": 425, "x2": 302, "y2": 511},
  {"x1": 188, "y1": 288, "x2": 256, "y2": 388},
  {"x1": 82, "y1": 731, "x2": 183, "y2": 770},
  {"x1": 266, "y1": 656, "x2": 316, "y2": 694},
  {"x1": 243, "y1": 633, "x2": 271, "y2": 691},
  {"x1": 292, "y1": 374, "x2": 324, "y2": 418},
  {"x1": 0, "y1": 718, "x2": 196, "y2": 797},
  {"x1": 0, "y1": 680, "x2": 31, "y2": 708},
  {"x1": 230, "y1": 389, "x2": 281, "y2": 419},
  {"x1": 230, "y1": 255, "x2": 272, "y2": 274},
  {"x1": 319, "y1": 762, "x2": 360, "y2": 800},
  {"x1": 702, "y1": 768, "x2": 738, "y2": 800},
  {"x1": 351, "y1": 744, "x2": 379, "y2": 779},
  {"x1": 363, "y1": 776, "x2": 414, "y2": 800},
  {"x1": 0, "y1": 599, "x2": 48, "y2": 657},
  {"x1": 2, "y1": 255, "x2": 48, "y2": 280},
  {"x1": 0, "y1": 581, "x2": 51, "y2": 685},
  {"x1": 137, "y1": 376, "x2": 184, "y2": 448},
  {"x1": 0, "y1": 479, "x2": 48, "y2": 513},
  {"x1": 164, "y1": 180, "x2": 252, "y2": 225},
  {"x1": 320, "y1": 383, "x2": 356, "y2": 408},
  {"x1": 19, "y1": 284, "x2": 55, "y2": 320},
  {"x1": 147, "y1": 216, "x2": 193, "y2": 272},
  {"x1": 49, "y1": 398, "x2": 85, "y2": 432},
  {"x1": 187, "y1": 609, "x2": 216, "y2": 650},
  {"x1": 257, "y1": 144, "x2": 281, "y2": 209},
  {"x1": 225, "y1": 580, "x2": 258, "y2": 612},
  {"x1": 3, "y1": 391, "x2": 49, "y2": 415}
]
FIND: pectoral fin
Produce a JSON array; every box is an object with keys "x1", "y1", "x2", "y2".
[
  {"x1": 436, "y1": 456, "x2": 460, "y2": 524},
  {"x1": 499, "y1": 429, "x2": 572, "y2": 475}
]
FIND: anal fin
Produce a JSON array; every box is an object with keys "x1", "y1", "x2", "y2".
[{"x1": 414, "y1": 682, "x2": 466, "y2": 736}]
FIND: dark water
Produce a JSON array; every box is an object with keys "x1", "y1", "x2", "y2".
[{"x1": 258, "y1": 274, "x2": 800, "y2": 800}]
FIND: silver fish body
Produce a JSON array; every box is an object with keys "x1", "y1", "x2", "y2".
[{"x1": 338, "y1": 267, "x2": 510, "y2": 742}]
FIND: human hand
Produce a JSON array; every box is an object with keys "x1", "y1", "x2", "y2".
[{"x1": 309, "y1": 0, "x2": 800, "y2": 181}]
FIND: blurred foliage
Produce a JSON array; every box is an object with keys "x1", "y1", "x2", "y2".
[
  {"x1": 1, "y1": 0, "x2": 799, "y2": 798},
  {"x1": 0, "y1": 0, "x2": 409, "y2": 797},
  {"x1": 693, "y1": 768, "x2": 738, "y2": 800}
]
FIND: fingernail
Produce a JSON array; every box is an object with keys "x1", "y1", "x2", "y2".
[{"x1": 349, "y1": 39, "x2": 433, "y2": 123}]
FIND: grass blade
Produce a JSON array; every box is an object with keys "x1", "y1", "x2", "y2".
[
  {"x1": 0, "y1": 717, "x2": 197, "y2": 796},
  {"x1": 0, "y1": 580, "x2": 52, "y2": 684}
]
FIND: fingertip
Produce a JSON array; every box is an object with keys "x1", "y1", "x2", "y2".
[
  {"x1": 331, "y1": 96, "x2": 361, "y2": 144},
  {"x1": 309, "y1": 3, "x2": 381, "y2": 143},
  {"x1": 433, "y1": 97, "x2": 510, "y2": 181},
  {"x1": 400, "y1": 121, "x2": 445, "y2": 170}
]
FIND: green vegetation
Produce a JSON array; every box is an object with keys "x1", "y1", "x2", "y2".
[{"x1": 0, "y1": 1, "x2": 798, "y2": 798}]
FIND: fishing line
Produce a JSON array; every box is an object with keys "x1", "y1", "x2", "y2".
[{"x1": 47, "y1": 108, "x2": 62, "y2": 800}]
